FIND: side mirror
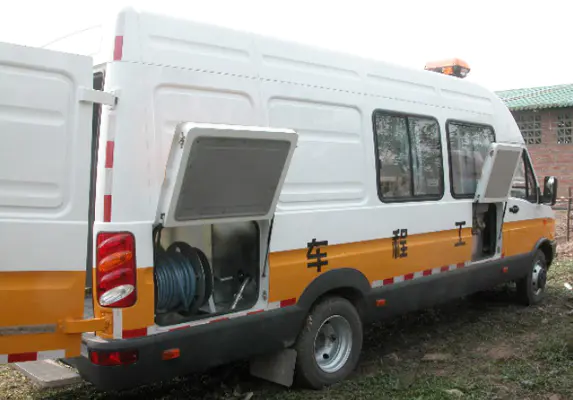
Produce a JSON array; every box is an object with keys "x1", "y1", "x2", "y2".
[{"x1": 542, "y1": 176, "x2": 558, "y2": 206}]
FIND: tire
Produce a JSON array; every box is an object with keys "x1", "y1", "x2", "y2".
[
  {"x1": 516, "y1": 250, "x2": 548, "y2": 306},
  {"x1": 294, "y1": 296, "x2": 363, "y2": 389}
]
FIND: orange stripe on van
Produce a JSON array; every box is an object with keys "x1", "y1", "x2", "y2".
[
  {"x1": 502, "y1": 218, "x2": 555, "y2": 258},
  {"x1": 0, "y1": 270, "x2": 86, "y2": 357},
  {"x1": 89, "y1": 218, "x2": 553, "y2": 338},
  {"x1": 0, "y1": 333, "x2": 80, "y2": 359},
  {"x1": 268, "y1": 218, "x2": 554, "y2": 305},
  {"x1": 268, "y1": 227, "x2": 473, "y2": 304},
  {"x1": 0, "y1": 271, "x2": 85, "y2": 327}
]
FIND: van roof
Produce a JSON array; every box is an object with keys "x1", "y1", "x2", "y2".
[{"x1": 43, "y1": 7, "x2": 521, "y2": 143}]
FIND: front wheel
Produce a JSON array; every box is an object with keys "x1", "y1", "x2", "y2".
[
  {"x1": 294, "y1": 296, "x2": 363, "y2": 389},
  {"x1": 516, "y1": 250, "x2": 548, "y2": 306}
]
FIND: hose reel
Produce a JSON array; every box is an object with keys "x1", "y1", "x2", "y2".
[{"x1": 154, "y1": 227, "x2": 214, "y2": 315}]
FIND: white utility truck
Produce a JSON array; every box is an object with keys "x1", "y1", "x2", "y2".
[{"x1": 0, "y1": 7, "x2": 558, "y2": 391}]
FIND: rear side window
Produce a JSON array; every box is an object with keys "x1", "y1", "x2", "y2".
[
  {"x1": 373, "y1": 111, "x2": 444, "y2": 202},
  {"x1": 447, "y1": 121, "x2": 495, "y2": 198}
]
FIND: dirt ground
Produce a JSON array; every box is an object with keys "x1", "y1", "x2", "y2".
[{"x1": 1, "y1": 213, "x2": 572, "y2": 400}]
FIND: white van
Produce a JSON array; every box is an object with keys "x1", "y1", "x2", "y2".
[{"x1": 0, "y1": 7, "x2": 558, "y2": 391}]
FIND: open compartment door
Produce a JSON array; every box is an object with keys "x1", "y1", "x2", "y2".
[
  {"x1": 470, "y1": 142, "x2": 523, "y2": 261},
  {"x1": 158, "y1": 123, "x2": 298, "y2": 227},
  {"x1": 474, "y1": 143, "x2": 524, "y2": 204},
  {"x1": 0, "y1": 42, "x2": 106, "y2": 363}
]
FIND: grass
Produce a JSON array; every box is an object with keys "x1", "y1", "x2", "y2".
[{"x1": 2, "y1": 259, "x2": 572, "y2": 400}]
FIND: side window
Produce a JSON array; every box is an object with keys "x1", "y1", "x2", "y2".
[
  {"x1": 511, "y1": 151, "x2": 538, "y2": 203},
  {"x1": 373, "y1": 111, "x2": 443, "y2": 201},
  {"x1": 447, "y1": 121, "x2": 495, "y2": 197}
]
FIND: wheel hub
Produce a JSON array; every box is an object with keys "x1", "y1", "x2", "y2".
[
  {"x1": 313, "y1": 315, "x2": 352, "y2": 374},
  {"x1": 531, "y1": 262, "x2": 547, "y2": 295}
]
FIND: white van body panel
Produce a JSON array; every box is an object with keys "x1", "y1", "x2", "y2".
[
  {"x1": 0, "y1": 42, "x2": 94, "y2": 271},
  {"x1": 61, "y1": 7, "x2": 551, "y2": 261}
]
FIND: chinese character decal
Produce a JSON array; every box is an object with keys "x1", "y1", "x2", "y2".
[
  {"x1": 392, "y1": 229, "x2": 408, "y2": 259},
  {"x1": 306, "y1": 238, "x2": 328, "y2": 273}
]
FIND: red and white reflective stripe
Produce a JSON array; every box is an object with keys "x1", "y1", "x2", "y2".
[
  {"x1": 103, "y1": 140, "x2": 115, "y2": 223},
  {"x1": 122, "y1": 327, "x2": 148, "y2": 339},
  {"x1": 0, "y1": 349, "x2": 65, "y2": 364},
  {"x1": 122, "y1": 297, "x2": 298, "y2": 337},
  {"x1": 112, "y1": 309, "x2": 123, "y2": 339},
  {"x1": 372, "y1": 262, "x2": 470, "y2": 289},
  {"x1": 113, "y1": 36, "x2": 124, "y2": 61},
  {"x1": 268, "y1": 298, "x2": 297, "y2": 310}
]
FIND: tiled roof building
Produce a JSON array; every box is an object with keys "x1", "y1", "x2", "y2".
[{"x1": 496, "y1": 84, "x2": 572, "y2": 196}]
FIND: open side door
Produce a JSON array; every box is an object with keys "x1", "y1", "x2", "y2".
[
  {"x1": 471, "y1": 142, "x2": 523, "y2": 261},
  {"x1": 0, "y1": 42, "x2": 109, "y2": 363},
  {"x1": 157, "y1": 122, "x2": 298, "y2": 227}
]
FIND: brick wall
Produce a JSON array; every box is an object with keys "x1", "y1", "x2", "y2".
[{"x1": 512, "y1": 107, "x2": 573, "y2": 197}]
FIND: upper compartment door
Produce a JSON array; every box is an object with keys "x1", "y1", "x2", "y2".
[
  {"x1": 0, "y1": 42, "x2": 99, "y2": 362},
  {"x1": 158, "y1": 122, "x2": 298, "y2": 227},
  {"x1": 474, "y1": 143, "x2": 524, "y2": 204}
]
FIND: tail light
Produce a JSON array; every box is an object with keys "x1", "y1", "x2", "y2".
[
  {"x1": 96, "y1": 232, "x2": 137, "y2": 308},
  {"x1": 90, "y1": 350, "x2": 138, "y2": 366}
]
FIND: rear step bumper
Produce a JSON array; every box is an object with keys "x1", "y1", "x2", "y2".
[{"x1": 66, "y1": 306, "x2": 305, "y2": 391}]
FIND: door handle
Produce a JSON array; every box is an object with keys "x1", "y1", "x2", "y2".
[{"x1": 509, "y1": 205, "x2": 519, "y2": 214}]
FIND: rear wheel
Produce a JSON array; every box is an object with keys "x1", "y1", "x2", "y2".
[
  {"x1": 294, "y1": 296, "x2": 363, "y2": 389},
  {"x1": 516, "y1": 250, "x2": 548, "y2": 306}
]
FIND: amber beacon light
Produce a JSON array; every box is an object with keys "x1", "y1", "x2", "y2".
[{"x1": 424, "y1": 58, "x2": 470, "y2": 78}]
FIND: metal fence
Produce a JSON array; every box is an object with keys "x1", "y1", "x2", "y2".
[{"x1": 553, "y1": 187, "x2": 573, "y2": 242}]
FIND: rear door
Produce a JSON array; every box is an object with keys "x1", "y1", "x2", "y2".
[{"x1": 0, "y1": 42, "x2": 103, "y2": 362}]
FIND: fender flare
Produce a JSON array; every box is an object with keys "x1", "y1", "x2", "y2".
[
  {"x1": 296, "y1": 268, "x2": 372, "y2": 312},
  {"x1": 532, "y1": 237, "x2": 556, "y2": 266}
]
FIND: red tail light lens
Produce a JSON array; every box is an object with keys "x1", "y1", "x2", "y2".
[
  {"x1": 96, "y1": 232, "x2": 137, "y2": 308},
  {"x1": 90, "y1": 350, "x2": 138, "y2": 366}
]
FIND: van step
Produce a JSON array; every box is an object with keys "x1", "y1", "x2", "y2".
[{"x1": 12, "y1": 360, "x2": 82, "y2": 389}]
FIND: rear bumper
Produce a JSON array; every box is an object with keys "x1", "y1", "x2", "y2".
[{"x1": 67, "y1": 306, "x2": 306, "y2": 391}]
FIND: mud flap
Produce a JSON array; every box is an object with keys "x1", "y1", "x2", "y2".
[{"x1": 249, "y1": 348, "x2": 297, "y2": 387}]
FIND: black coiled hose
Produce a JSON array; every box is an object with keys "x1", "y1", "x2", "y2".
[
  {"x1": 155, "y1": 245, "x2": 197, "y2": 313},
  {"x1": 153, "y1": 227, "x2": 212, "y2": 315}
]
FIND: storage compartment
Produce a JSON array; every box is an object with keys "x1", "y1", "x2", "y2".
[
  {"x1": 152, "y1": 123, "x2": 297, "y2": 327},
  {"x1": 469, "y1": 143, "x2": 523, "y2": 262},
  {"x1": 153, "y1": 221, "x2": 261, "y2": 326},
  {"x1": 472, "y1": 203, "x2": 498, "y2": 261}
]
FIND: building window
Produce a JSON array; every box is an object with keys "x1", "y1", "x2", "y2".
[
  {"x1": 447, "y1": 121, "x2": 495, "y2": 197},
  {"x1": 373, "y1": 111, "x2": 443, "y2": 201},
  {"x1": 556, "y1": 112, "x2": 572, "y2": 144},
  {"x1": 515, "y1": 113, "x2": 542, "y2": 144}
]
